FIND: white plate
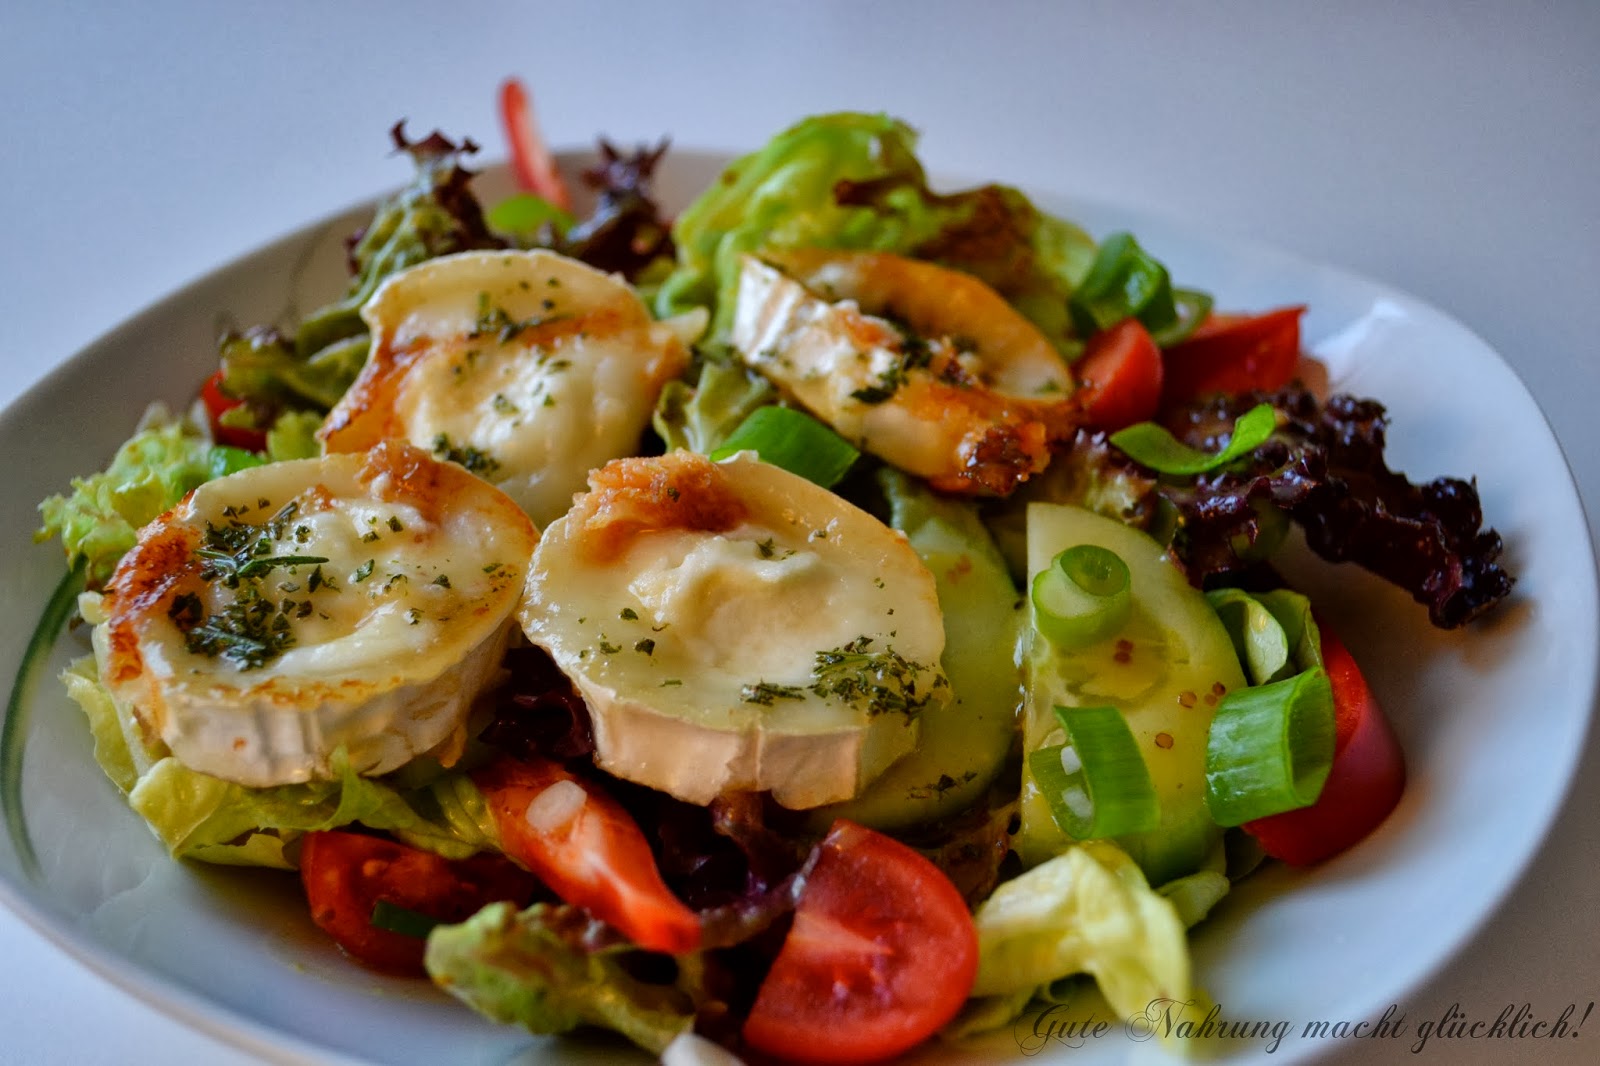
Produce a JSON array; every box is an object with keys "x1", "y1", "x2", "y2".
[{"x1": 0, "y1": 150, "x2": 1594, "y2": 1066}]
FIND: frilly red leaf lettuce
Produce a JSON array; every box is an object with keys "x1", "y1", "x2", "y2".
[
  {"x1": 1158, "y1": 386, "x2": 1513, "y2": 628},
  {"x1": 557, "y1": 139, "x2": 675, "y2": 280}
]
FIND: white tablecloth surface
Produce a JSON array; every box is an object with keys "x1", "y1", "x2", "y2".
[{"x1": 1, "y1": 3, "x2": 1595, "y2": 1064}]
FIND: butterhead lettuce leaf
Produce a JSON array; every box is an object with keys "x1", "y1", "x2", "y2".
[
  {"x1": 969, "y1": 841, "x2": 1191, "y2": 1017},
  {"x1": 655, "y1": 111, "x2": 1097, "y2": 353},
  {"x1": 36, "y1": 416, "x2": 216, "y2": 587},
  {"x1": 426, "y1": 901, "x2": 699, "y2": 1055},
  {"x1": 60, "y1": 653, "x2": 499, "y2": 869}
]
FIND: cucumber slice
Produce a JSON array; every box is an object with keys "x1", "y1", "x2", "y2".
[{"x1": 1017, "y1": 504, "x2": 1245, "y2": 884}]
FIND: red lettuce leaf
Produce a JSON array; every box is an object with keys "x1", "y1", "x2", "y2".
[{"x1": 1159, "y1": 386, "x2": 1514, "y2": 628}]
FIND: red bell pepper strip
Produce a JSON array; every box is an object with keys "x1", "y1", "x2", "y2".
[
  {"x1": 1159, "y1": 305, "x2": 1305, "y2": 414},
  {"x1": 473, "y1": 756, "x2": 700, "y2": 955},
  {"x1": 498, "y1": 77, "x2": 572, "y2": 211}
]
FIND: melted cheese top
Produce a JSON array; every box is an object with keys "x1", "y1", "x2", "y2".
[
  {"x1": 319, "y1": 249, "x2": 692, "y2": 527},
  {"x1": 520, "y1": 450, "x2": 949, "y2": 806},
  {"x1": 97, "y1": 441, "x2": 539, "y2": 786}
]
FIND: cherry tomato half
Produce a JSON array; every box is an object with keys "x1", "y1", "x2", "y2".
[
  {"x1": 199, "y1": 370, "x2": 267, "y2": 452},
  {"x1": 299, "y1": 830, "x2": 541, "y2": 975},
  {"x1": 742, "y1": 820, "x2": 979, "y2": 1064},
  {"x1": 1244, "y1": 619, "x2": 1406, "y2": 865},
  {"x1": 1074, "y1": 318, "x2": 1164, "y2": 431}
]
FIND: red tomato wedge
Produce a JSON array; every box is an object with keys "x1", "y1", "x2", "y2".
[
  {"x1": 1158, "y1": 305, "x2": 1305, "y2": 412},
  {"x1": 1073, "y1": 318, "x2": 1164, "y2": 431},
  {"x1": 1244, "y1": 620, "x2": 1406, "y2": 865},
  {"x1": 299, "y1": 830, "x2": 541, "y2": 975},
  {"x1": 498, "y1": 76, "x2": 572, "y2": 210},
  {"x1": 473, "y1": 756, "x2": 700, "y2": 955},
  {"x1": 742, "y1": 820, "x2": 979, "y2": 1064},
  {"x1": 199, "y1": 370, "x2": 267, "y2": 452}
]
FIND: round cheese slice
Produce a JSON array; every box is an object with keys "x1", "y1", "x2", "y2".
[
  {"x1": 519, "y1": 449, "x2": 949, "y2": 808},
  {"x1": 318, "y1": 249, "x2": 693, "y2": 528},
  {"x1": 96, "y1": 441, "x2": 539, "y2": 787}
]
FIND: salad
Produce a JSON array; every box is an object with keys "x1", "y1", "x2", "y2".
[{"x1": 26, "y1": 82, "x2": 1513, "y2": 1064}]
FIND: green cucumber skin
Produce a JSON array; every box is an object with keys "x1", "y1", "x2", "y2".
[
  {"x1": 1018, "y1": 504, "x2": 1244, "y2": 884},
  {"x1": 808, "y1": 485, "x2": 1021, "y2": 832}
]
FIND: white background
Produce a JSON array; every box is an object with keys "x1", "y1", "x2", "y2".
[{"x1": 1, "y1": 2, "x2": 1596, "y2": 1064}]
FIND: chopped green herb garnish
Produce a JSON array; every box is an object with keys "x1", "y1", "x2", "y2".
[
  {"x1": 307, "y1": 565, "x2": 338, "y2": 593},
  {"x1": 370, "y1": 900, "x2": 440, "y2": 938},
  {"x1": 431, "y1": 434, "x2": 502, "y2": 477},
  {"x1": 741, "y1": 681, "x2": 807, "y2": 705},
  {"x1": 470, "y1": 291, "x2": 572, "y2": 344},
  {"x1": 183, "y1": 587, "x2": 296, "y2": 671},
  {"x1": 167, "y1": 592, "x2": 203, "y2": 628},
  {"x1": 807, "y1": 636, "x2": 940, "y2": 719}
]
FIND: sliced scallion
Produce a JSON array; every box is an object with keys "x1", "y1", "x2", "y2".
[
  {"x1": 1109, "y1": 402, "x2": 1278, "y2": 476},
  {"x1": 1149, "y1": 288, "x2": 1214, "y2": 347},
  {"x1": 1206, "y1": 587, "x2": 1293, "y2": 686},
  {"x1": 709, "y1": 404, "x2": 860, "y2": 488},
  {"x1": 1206, "y1": 586, "x2": 1322, "y2": 686},
  {"x1": 1030, "y1": 544, "x2": 1132, "y2": 649},
  {"x1": 370, "y1": 899, "x2": 441, "y2": 939},
  {"x1": 1069, "y1": 231, "x2": 1215, "y2": 348},
  {"x1": 1029, "y1": 704, "x2": 1159, "y2": 840},
  {"x1": 1070, "y1": 232, "x2": 1174, "y2": 338},
  {"x1": 1204, "y1": 668, "x2": 1335, "y2": 826}
]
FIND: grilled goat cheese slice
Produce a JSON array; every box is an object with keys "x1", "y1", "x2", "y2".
[
  {"x1": 520, "y1": 450, "x2": 949, "y2": 808},
  {"x1": 731, "y1": 249, "x2": 1076, "y2": 496},
  {"x1": 96, "y1": 441, "x2": 538, "y2": 787},
  {"x1": 319, "y1": 249, "x2": 694, "y2": 528}
]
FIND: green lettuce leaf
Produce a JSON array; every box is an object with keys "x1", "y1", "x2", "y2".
[
  {"x1": 655, "y1": 111, "x2": 1097, "y2": 351},
  {"x1": 969, "y1": 840, "x2": 1191, "y2": 1018},
  {"x1": 426, "y1": 901, "x2": 699, "y2": 1055},
  {"x1": 122, "y1": 749, "x2": 480, "y2": 869},
  {"x1": 264, "y1": 409, "x2": 326, "y2": 462},
  {"x1": 61, "y1": 655, "x2": 161, "y2": 794},
  {"x1": 295, "y1": 126, "x2": 502, "y2": 359},
  {"x1": 35, "y1": 415, "x2": 216, "y2": 587},
  {"x1": 217, "y1": 128, "x2": 498, "y2": 432},
  {"x1": 219, "y1": 328, "x2": 368, "y2": 418},
  {"x1": 61, "y1": 651, "x2": 498, "y2": 868},
  {"x1": 651, "y1": 351, "x2": 778, "y2": 455}
]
